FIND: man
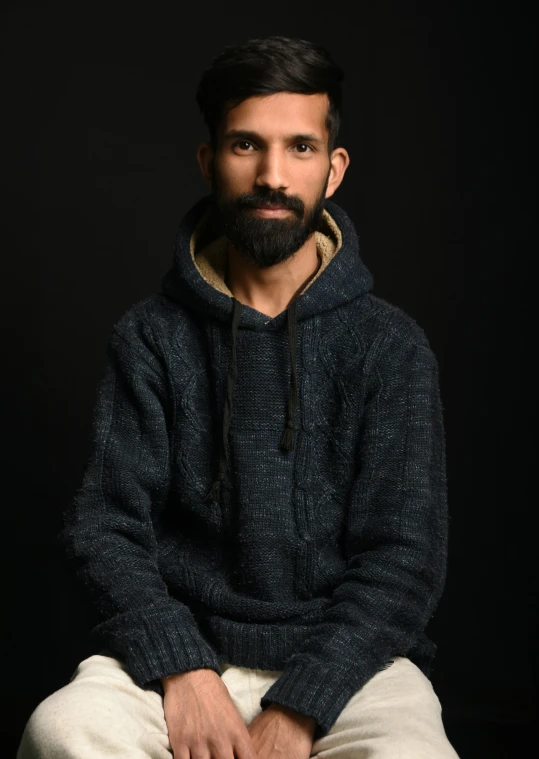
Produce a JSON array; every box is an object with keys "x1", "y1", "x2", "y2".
[{"x1": 18, "y1": 35, "x2": 459, "y2": 758}]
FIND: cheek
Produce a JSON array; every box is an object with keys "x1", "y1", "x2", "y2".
[
  {"x1": 218, "y1": 157, "x2": 256, "y2": 190},
  {"x1": 296, "y1": 160, "x2": 326, "y2": 183},
  {"x1": 299, "y1": 170, "x2": 326, "y2": 201}
]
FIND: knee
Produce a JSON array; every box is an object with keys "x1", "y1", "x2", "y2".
[
  {"x1": 17, "y1": 694, "x2": 65, "y2": 757},
  {"x1": 18, "y1": 681, "x2": 103, "y2": 756}
]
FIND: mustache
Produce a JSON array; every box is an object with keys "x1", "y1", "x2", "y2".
[{"x1": 235, "y1": 192, "x2": 304, "y2": 215}]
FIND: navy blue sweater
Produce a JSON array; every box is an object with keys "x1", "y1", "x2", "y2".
[{"x1": 58, "y1": 194, "x2": 449, "y2": 740}]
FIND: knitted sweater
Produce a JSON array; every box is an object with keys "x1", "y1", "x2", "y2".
[{"x1": 58, "y1": 194, "x2": 449, "y2": 740}]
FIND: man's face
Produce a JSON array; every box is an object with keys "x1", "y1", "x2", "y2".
[{"x1": 207, "y1": 92, "x2": 334, "y2": 269}]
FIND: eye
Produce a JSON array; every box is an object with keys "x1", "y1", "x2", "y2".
[
  {"x1": 295, "y1": 143, "x2": 314, "y2": 153},
  {"x1": 232, "y1": 140, "x2": 255, "y2": 151}
]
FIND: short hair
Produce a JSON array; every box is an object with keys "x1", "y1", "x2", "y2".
[{"x1": 195, "y1": 35, "x2": 344, "y2": 154}]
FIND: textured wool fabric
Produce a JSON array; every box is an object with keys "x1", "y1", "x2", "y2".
[{"x1": 57, "y1": 194, "x2": 449, "y2": 741}]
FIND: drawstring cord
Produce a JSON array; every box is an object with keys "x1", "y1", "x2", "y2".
[
  {"x1": 279, "y1": 298, "x2": 297, "y2": 452},
  {"x1": 204, "y1": 297, "x2": 242, "y2": 503},
  {"x1": 205, "y1": 297, "x2": 298, "y2": 503}
]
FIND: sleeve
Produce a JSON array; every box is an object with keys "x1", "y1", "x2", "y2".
[
  {"x1": 259, "y1": 323, "x2": 449, "y2": 740},
  {"x1": 57, "y1": 314, "x2": 222, "y2": 690}
]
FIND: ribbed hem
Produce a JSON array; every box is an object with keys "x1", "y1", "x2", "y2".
[
  {"x1": 259, "y1": 658, "x2": 356, "y2": 740},
  {"x1": 205, "y1": 615, "x2": 323, "y2": 669},
  {"x1": 92, "y1": 606, "x2": 222, "y2": 689}
]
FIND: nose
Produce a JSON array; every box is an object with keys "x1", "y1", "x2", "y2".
[{"x1": 254, "y1": 146, "x2": 289, "y2": 192}]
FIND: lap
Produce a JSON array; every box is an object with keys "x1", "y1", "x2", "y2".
[
  {"x1": 310, "y1": 656, "x2": 459, "y2": 758},
  {"x1": 17, "y1": 651, "x2": 459, "y2": 759},
  {"x1": 239, "y1": 655, "x2": 459, "y2": 758}
]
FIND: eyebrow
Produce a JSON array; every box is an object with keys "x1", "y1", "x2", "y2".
[{"x1": 223, "y1": 129, "x2": 324, "y2": 145}]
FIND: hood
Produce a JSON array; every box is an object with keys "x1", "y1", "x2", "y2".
[{"x1": 160, "y1": 194, "x2": 374, "y2": 503}]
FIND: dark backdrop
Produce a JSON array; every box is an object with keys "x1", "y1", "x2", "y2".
[{"x1": 2, "y1": 2, "x2": 536, "y2": 757}]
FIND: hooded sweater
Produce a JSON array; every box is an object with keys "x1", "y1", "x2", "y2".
[{"x1": 58, "y1": 193, "x2": 449, "y2": 741}]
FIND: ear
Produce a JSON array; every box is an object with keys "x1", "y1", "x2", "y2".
[
  {"x1": 325, "y1": 147, "x2": 351, "y2": 199},
  {"x1": 196, "y1": 142, "x2": 214, "y2": 187}
]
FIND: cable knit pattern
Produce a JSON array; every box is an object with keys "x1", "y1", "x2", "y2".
[{"x1": 57, "y1": 194, "x2": 448, "y2": 741}]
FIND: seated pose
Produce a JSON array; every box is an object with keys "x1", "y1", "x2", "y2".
[{"x1": 18, "y1": 34, "x2": 460, "y2": 759}]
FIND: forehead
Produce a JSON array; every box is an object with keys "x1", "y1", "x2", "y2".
[{"x1": 219, "y1": 92, "x2": 330, "y2": 141}]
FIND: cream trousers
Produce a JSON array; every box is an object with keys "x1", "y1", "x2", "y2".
[{"x1": 17, "y1": 650, "x2": 460, "y2": 758}]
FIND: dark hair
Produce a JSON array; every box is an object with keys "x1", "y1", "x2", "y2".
[{"x1": 195, "y1": 36, "x2": 344, "y2": 154}]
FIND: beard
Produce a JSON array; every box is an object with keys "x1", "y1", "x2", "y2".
[{"x1": 212, "y1": 168, "x2": 331, "y2": 270}]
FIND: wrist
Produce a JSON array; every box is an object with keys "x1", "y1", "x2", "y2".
[
  {"x1": 266, "y1": 703, "x2": 317, "y2": 734},
  {"x1": 160, "y1": 672, "x2": 182, "y2": 691},
  {"x1": 161, "y1": 667, "x2": 218, "y2": 691}
]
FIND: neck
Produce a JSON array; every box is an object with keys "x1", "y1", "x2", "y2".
[{"x1": 224, "y1": 233, "x2": 321, "y2": 319}]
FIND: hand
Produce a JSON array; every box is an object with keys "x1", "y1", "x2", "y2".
[
  {"x1": 246, "y1": 703, "x2": 316, "y2": 759},
  {"x1": 161, "y1": 668, "x2": 258, "y2": 759}
]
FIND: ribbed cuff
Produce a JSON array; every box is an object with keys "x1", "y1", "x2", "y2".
[
  {"x1": 259, "y1": 658, "x2": 356, "y2": 741},
  {"x1": 92, "y1": 606, "x2": 222, "y2": 688}
]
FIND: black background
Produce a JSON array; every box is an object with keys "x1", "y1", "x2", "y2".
[{"x1": 2, "y1": 1, "x2": 536, "y2": 756}]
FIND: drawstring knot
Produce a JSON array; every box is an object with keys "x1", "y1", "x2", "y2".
[
  {"x1": 204, "y1": 457, "x2": 227, "y2": 503},
  {"x1": 279, "y1": 417, "x2": 295, "y2": 451}
]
